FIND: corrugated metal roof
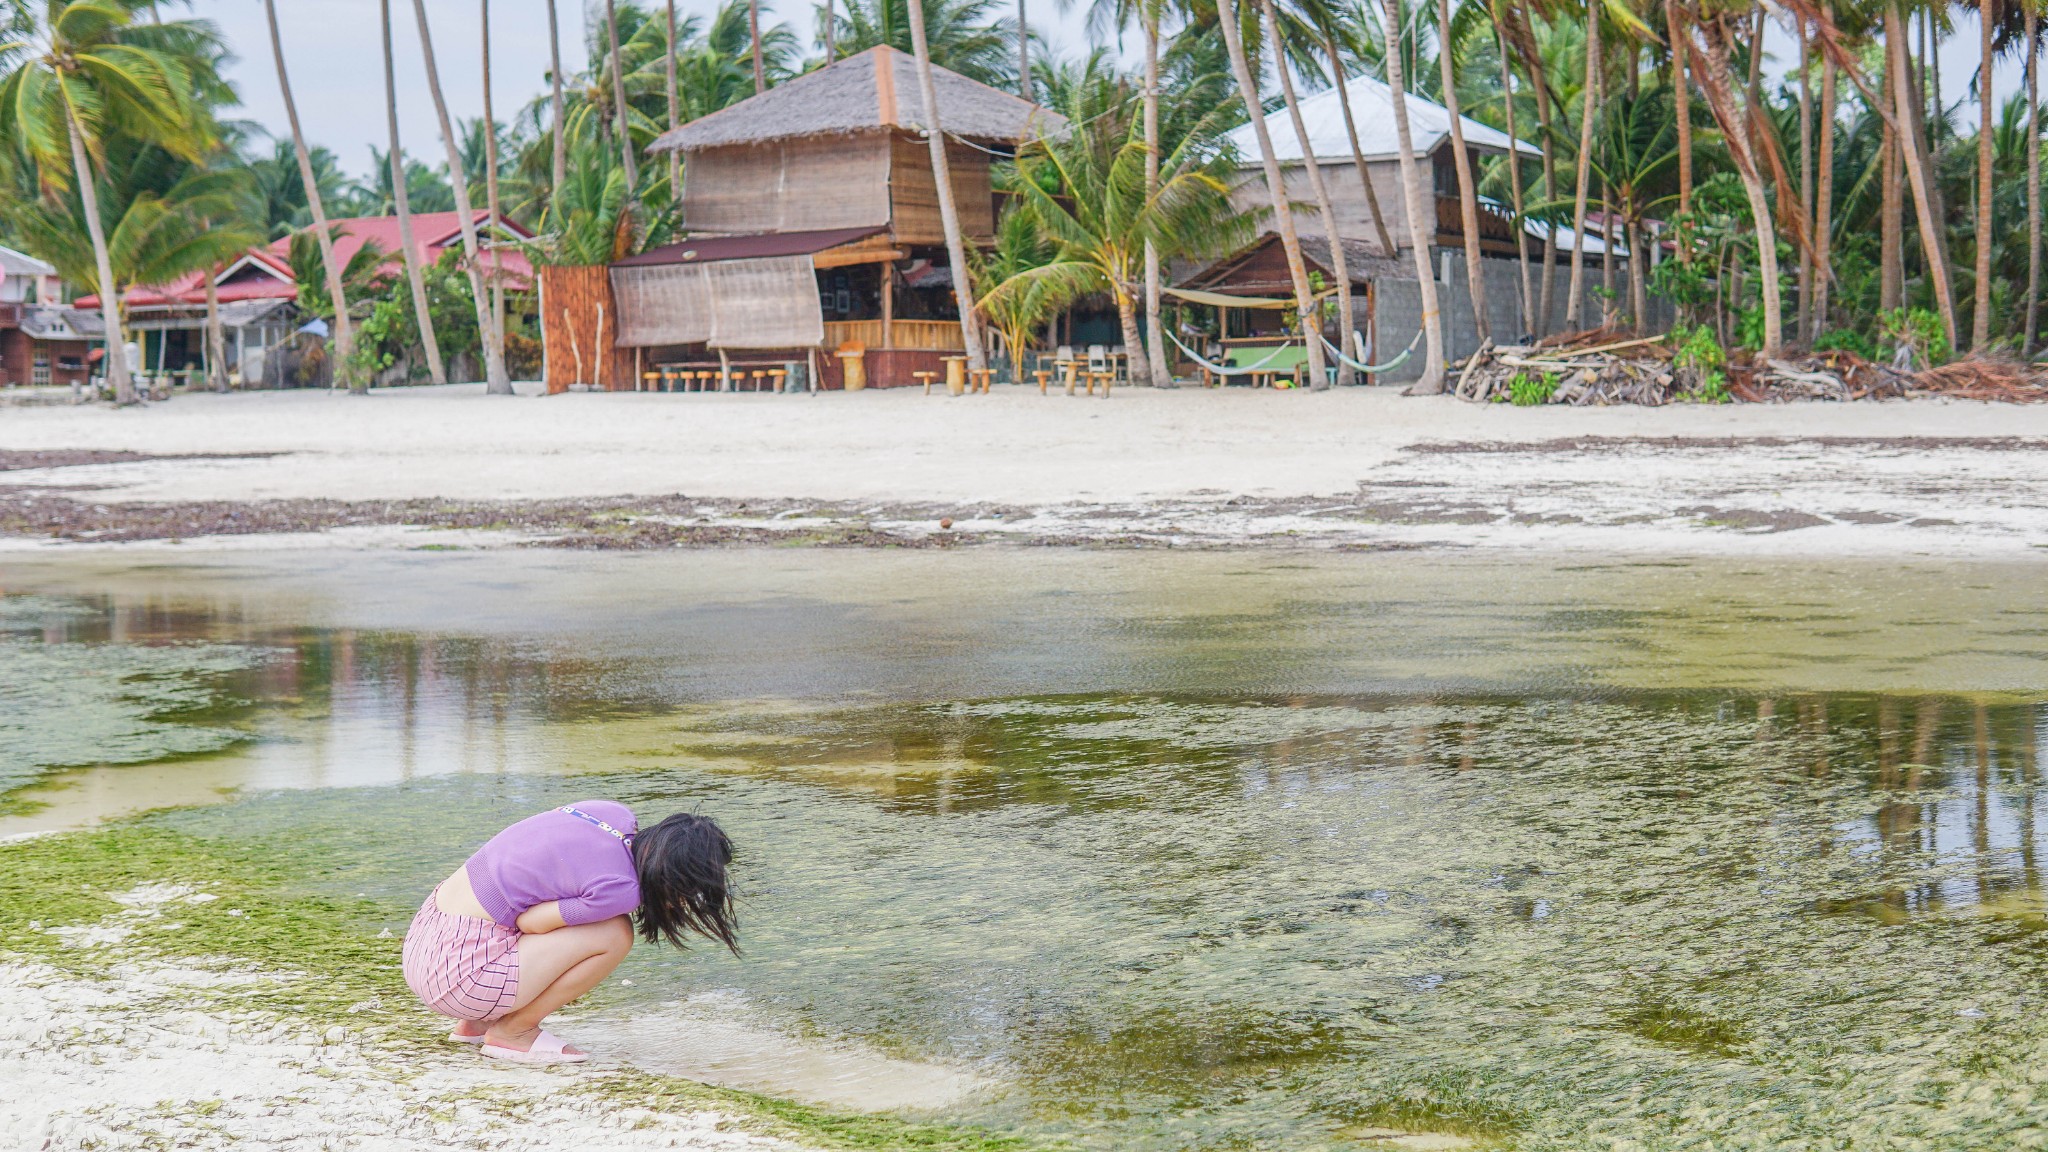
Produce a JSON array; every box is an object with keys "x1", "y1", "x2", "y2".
[
  {"x1": 611, "y1": 227, "x2": 887, "y2": 268},
  {"x1": 1225, "y1": 75, "x2": 1539, "y2": 165}
]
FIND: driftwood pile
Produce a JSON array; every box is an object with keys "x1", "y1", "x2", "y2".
[{"x1": 1452, "y1": 328, "x2": 2048, "y2": 405}]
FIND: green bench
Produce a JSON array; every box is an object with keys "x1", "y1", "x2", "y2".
[{"x1": 1215, "y1": 343, "x2": 1321, "y2": 388}]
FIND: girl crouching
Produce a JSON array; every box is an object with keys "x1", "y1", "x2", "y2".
[{"x1": 402, "y1": 801, "x2": 737, "y2": 1064}]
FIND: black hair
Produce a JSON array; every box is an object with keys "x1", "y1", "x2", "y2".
[{"x1": 632, "y1": 812, "x2": 740, "y2": 954}]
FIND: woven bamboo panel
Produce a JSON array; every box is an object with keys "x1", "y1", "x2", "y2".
[
  {"x1": 683, "y1": 137, "x2": 891, "y2": 235},
  {"x1": 887, "y1": 134, "x2": 994, "y2": 245},
  {"x1": 823, "y1": 319, "x2": 966, "y2": 351},
  {"x1": 704, "y1": 256, "x2": 826, "y2": 349},
  {"x1": 610, "y1": 265, "x2": 714, "y2": 347}
]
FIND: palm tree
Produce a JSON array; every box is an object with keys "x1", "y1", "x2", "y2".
[
  {"x1": 605, "y1": 0, "x2": 640, "y2": 190},
  {"x1": 833, "y1": 0, "x2": 1016, "y2": 85},
  {"x1": 481, "y1": 0, "x2": 505, "y2": 372},
  {"x1": 1886, "y1": 0, "x2": 1957, "y2": 346},
  {"x1": 411, "y1": 0, "x2": 514, "y2": 393},
  {"x1": 548, "y1": 0, "x2": 569, "y2": 199},
  {"x1": 751, "y1": 0, "x2": 766, "y2": 92},
  {"x1": 1687, "y1": 7, "x2": 1785, "y2": 355},
  {"x1": 666, "y1": 0, "x2": 682, "y2": 195},
  {"x1": 2028, "y1": 0, "x2": 2042, "y2": 352},
  {"x1": 988, "y1": 105, "x2": 1250, "y2": 378},
  {"x1": 1493, "y1": 14, "x2": 1534, "y2": 328},
  {"x1": 382, "y1": 0, "x2": 445, "y2": 384},
  {"x1": 263, "y1": 0, "x2": 359, "y2": 391},
  {"x1": 1434, "y1": 0, "x2": 1486, "y2": 341},
  {"x1": 1018, "y1": 0, "x2": 1032, "y2": 99},
  {"x1": 972, "y1": 206, "x2": 1073, "y2": 381},
  {"x1": 0, "y1": 0, "x2": 216, "y2": 404},
  {"x1": 1141, "y1": 0, "x2": 1169, "y2": 386},
  {"x1": 1261, "y1": 0, "x2": 1353, "y2": 387},
  {"x1": 1322, "y1": 24, "x2": 1396, "y2": 259},
  {"x1": 1976, "y1": 0, "x2": 1997, "y2": 349},
  {"x1": 1377, "y1": 0, "x2": 1444, "y2": 390},
  {"x1": 1564, "y1": 0, "x2": 1600, "y2": 329},
  {"x1": 1215, "y1": 0, "x2": 1327, "y2": 388},
  {"x1": 904, "y1": 0, "x2": 989, "y2": 375}
]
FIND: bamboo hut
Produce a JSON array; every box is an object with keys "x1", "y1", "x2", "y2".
[{"x1": 584, "y1": 45, "x2": 1062, "y2": 391}]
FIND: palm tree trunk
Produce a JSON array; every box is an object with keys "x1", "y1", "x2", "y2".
[
  {"x1": 904, "y1": 0, "x2": 989, "y2": 375},
  {"x1": 1437, "y1": 0, "x2": 1487, "y2": 342},
  {"x1": 605, "y1": 0, "x2": 639, "y2": 191},
  {"x1": 1018, "y1": 0, "x2": 1031, "y2": 99},
  {"x1": 63, "y1": 114, "x2": 132, "y2": 404},
  {"x1": 750, "y1": 0, "x2": 765, "y2": 93},
  {"x1": 1815, "y1": 30, "x2": 1836, "y2": 338},
  {"x1": 825, "y1": 0, "x2": 837, "y2": 61},
  {"x1": 2028, "y1": 1, "x2": 2042, "y2": 354},
  {"x1": 1600, "y1": 176, "x2": 1615, "y2": 322},
  {"x1": 1497, "y1": 22, "x2": 1533, "y2": 333},
  {"x1": 482, "y1": 0, "x2": 505, "y2": 375},
  {"x1": 1975, "y1": 0, "x2": 1995, "y2": 350},
  {"x1": 412, "y1": 0, "x2": 513, "y2": 394},
  {"x1": 1626, "y1": 213, "x2": 1647, "y2": 326},
  {"x1": 667, "y1": 0, "x2": 682, "y2": 197},
  {"x1": 384, "y1": 0, "x2": 445, "y2": 384},
  {"x1": 1669, "y1": 0, "x2": 1691, "y2": 223},
  {"x1": 1378, "y1": 0, "x2": 1445, "y2": 390},
  {"x1": 1565, "y1": 0, "x2": 1599, "y2": 330},
  {"x1": 264, "y1": 0, "x2": 356, "y2": 390},
  {"x1": 1264, "y1": 0, "x2": 1354, "y2": 387},
  {"x1": 1143, "y1": 6, "x2": 1172, "y2": 386},
  {"x1": 1326, "y1": 32, "x2": 1397, "y2": 259},
  {"x1": 1880, "y1": 80, "x2": 1902, "y2": 312},
  {"x1": 1797, "y1": 15, "x2": 1813, "y2": 340},
  {"x1": 1216, "y1": 0, "x2": 1328, "y2": 387},
  {"x1": 1116, "y1": 291, "x2": 1148, "y2": 391},
  {"x1": 1693, "y1": 13, "x2": 1783, "y2": 356},
  {"x1": 547, "y1": 0, "x2": 567, "y2": 200},
  {"x1": 204, "y1": 270, "x2": 229, "y2": 392},
  {"x1": 1889, "y1": 0, "x2": 1959, "y2": 346}
]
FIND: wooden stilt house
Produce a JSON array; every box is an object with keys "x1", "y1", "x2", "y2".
[{"x1": 578, "y1": 45, "x2": 1061, "y2": 392}]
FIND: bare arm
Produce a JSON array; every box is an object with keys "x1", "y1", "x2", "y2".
[{"x1": 514, "y1": 901, "x2": 567, "y2": 934}]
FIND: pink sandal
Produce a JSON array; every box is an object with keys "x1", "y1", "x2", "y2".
[
  {"x1": 449, "y1": 1026, "x2": 487, "y2": 1045},
  {"x1": 480, "y1": 1028, "x2": 589, "y2": 1064}
]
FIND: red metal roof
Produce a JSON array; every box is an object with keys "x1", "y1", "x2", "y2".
[
  {"x1": 77, "y1": 211, "x2": 534, "y2": 309},
  {"x1": 612, "y1": 227, "x2": 887, "y2": 268}
]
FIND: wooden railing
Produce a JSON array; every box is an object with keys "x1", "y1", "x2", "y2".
[
  {"x1": 1434, "y1": 194, "x2": 1524, "y2": 249},
  {"x1": 823, "y1": 319, "x2": 967, "y2": 351}
]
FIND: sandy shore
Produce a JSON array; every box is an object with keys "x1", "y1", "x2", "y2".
[
  {"x1": 0, "y1": 881, "x2": 799, "y2": 1152},
  {"x1": 2, "y1": 383, "x2": 2046, "y2": 554}
]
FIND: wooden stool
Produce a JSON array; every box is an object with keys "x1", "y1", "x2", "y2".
[
  {"x1": 1033, "y1": 369, "x2": 1053, "y2": 395},
  {"x1": 1098, "y1": 371, "x2": 1114, "y2": 398},
  {"x1": 969, "y1": 368, "x2": 994, "y2": 393},
  {"x1": 1061, "y1": 363, "x2": 1079, "y2": 396},
  {"x1": 640, "y1": 371, "x2": 660, "y2": 392},
  {"x1": 660, "y1": 368, "x2": 681, "y2": 392},
  {"x1": 766, "y1": 368, "x2": 788, "y2": 393},
  {"x1": 914, "y1": 370, "x2": 940, "y2": 394}
]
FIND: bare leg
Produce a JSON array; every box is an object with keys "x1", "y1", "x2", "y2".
[{"x1": 485, "y1": 915, "x2": 633, "y2": 1054}]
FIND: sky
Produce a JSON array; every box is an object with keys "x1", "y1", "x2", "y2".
[{"x1": 197, "y1": 0, "x2": 2026, "y2": 187}]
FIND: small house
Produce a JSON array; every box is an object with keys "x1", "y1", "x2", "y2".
[
  {"x1": 582, "y1": 45, "x2": 1060, "y2": 391},
  {"x1": 0, "y1": 245, "x2": 90, "y2": 388}
]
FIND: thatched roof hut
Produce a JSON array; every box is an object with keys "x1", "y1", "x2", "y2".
[{"x1": 649, "y1": 45, "x2": 1062, "y2": 153}]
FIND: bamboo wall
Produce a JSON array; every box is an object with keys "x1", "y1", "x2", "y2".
[
  {"x1": 540, "y1": 265, "x2": 631, "y2": 393},
  {"x1": 823, "y1": 319, "x2": 967, "y2": 352},
  {"x1": 684, "y1": 137, "x2": 893, "y2": 235},
  {"x1": 888, "y1": 134, "x2": 995, "y2": 246}
]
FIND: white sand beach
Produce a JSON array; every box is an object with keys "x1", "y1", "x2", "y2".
[{"x1": 3, "y1": 384, "x2": 2046, "y2": 555}]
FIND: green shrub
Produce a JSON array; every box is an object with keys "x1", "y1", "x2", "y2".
[
  {"x1": 1507, "y1": 370, "x2": 1558, "y2": 406},
  {"x1": 1877, "y1": 308, "x2": 1951, "y2": 369},
  {"x1": 1811, "y1": 328, "x2": 1878, "y2": 359},
  {"x1": 1669, "y1": 323, "x2": 1730, "y2": 403}
]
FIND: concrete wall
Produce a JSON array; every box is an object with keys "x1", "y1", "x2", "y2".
[{"x1": 1368, "y1": 249, "x2": 1677, "y2": 382}]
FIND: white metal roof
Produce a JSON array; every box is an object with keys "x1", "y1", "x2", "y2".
[
  {"x1": 0, "y1": 244, "x2": 56, "y2": 278},
  {"x1": 1226, "y1": 74, "x2": 1540, "y2": 165}
]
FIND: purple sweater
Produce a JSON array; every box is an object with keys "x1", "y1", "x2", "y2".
[{"x1": 465, "y1": 801, "x2": 640, "y2": 930}]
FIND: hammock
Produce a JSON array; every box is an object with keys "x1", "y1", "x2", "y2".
[
  {"x1": 1161, "y1": 285, "x2": 1343, "y2": 310},
  {"x1": 1164, "y1": 328, "x2": 1304, "y2": 377},
  {"x1": 1319, "y1": 327, "x2": 1425, "y2": 374}
]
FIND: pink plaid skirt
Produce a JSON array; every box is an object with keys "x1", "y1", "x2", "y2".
[{"x1": 401, "y1": 887, "x2": 522, "y2": 1021}]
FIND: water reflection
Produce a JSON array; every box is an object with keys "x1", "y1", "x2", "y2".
[{"x1": 7, "y1": 553, "x2": 2048, "y2": 1149}]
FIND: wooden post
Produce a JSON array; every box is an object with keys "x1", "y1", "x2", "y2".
[
  {"x1": 881, "y1": 263, "x2": 895, "y2": 350},
  {"x1": 718, "y1": 347, "x2": 732, "y2": 391}
]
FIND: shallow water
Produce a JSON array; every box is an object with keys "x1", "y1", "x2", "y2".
[{"x1": 4, "y1": 550, "x2": 2048, "y2": 1149}]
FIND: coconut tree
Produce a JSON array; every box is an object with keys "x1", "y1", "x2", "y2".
[
  {"x1": 832, "y1": 0, "x2": 1015, "y2": 85},
  {"x1": 1563, "y1": 0, "x2": 1601, "y2": 329},
  {"x1": 1322, "y1": 21, "x2": 1397, "y2": 260},
  {"x1": 1261, "y1": 0, "x2": 1354, "y2": 387},
  {"x1": 549, "y1": 0, "x2": 569, "y2": 198},
  {"x1": 1434, "y1": 0, "x2": 1486, "y2": 341},
  {"x1": 1886, "y1": 0, "x2": 1957, "y2": 346},
  {"x1": 1975, "y1": 0, "x2": 1998, "y2": 349},
  {"x1": 972, "y1": 205, "x2": 1074, "y2": 381},
  {"x1": 666, "y1": 0, "x2": 681, "y2": 195},
  {"x1": 605, "y1": 0, "x2": 640, "y2": 191},
  {"x1": 1686, "y1": 4, "x2": 1786, "y2": 355},
  {"x1": 262, "y1": 0, "x2": 359, "y2": 391},
  {"x1": 2029, "y1": 0, "x2": 2043, "y2": 352},
  {"x1": 988, "y1": 105, "x2": 1252, "y2": 381},
  {"x1": 381, "y1": 0, "x2": 444, "y2": 384},
  {"x1": 751, "y1": 0, "x2": 766, "y2": 92},
  {"x1": 411, "y1": 0, "x2": 513, "y2": 393},
  {"x1": 905, "y1": 0, "x2": 989, "y2": 376},
  {"x1": 1018, "y1": 0, "x2": 1031, "y2": 99},
  {"x1": 0, "y1": 0, "x2": 218, "y2": 404},
  {"x1": 1215, "y1": 0, "x2": 1328, "y2": 387},
  {"x1": 481, "y1": 0, "x2": 505, "y2": 370},
  {"x1": 1377, "y1": 0, "x2": 1444, "y2": 389}
]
